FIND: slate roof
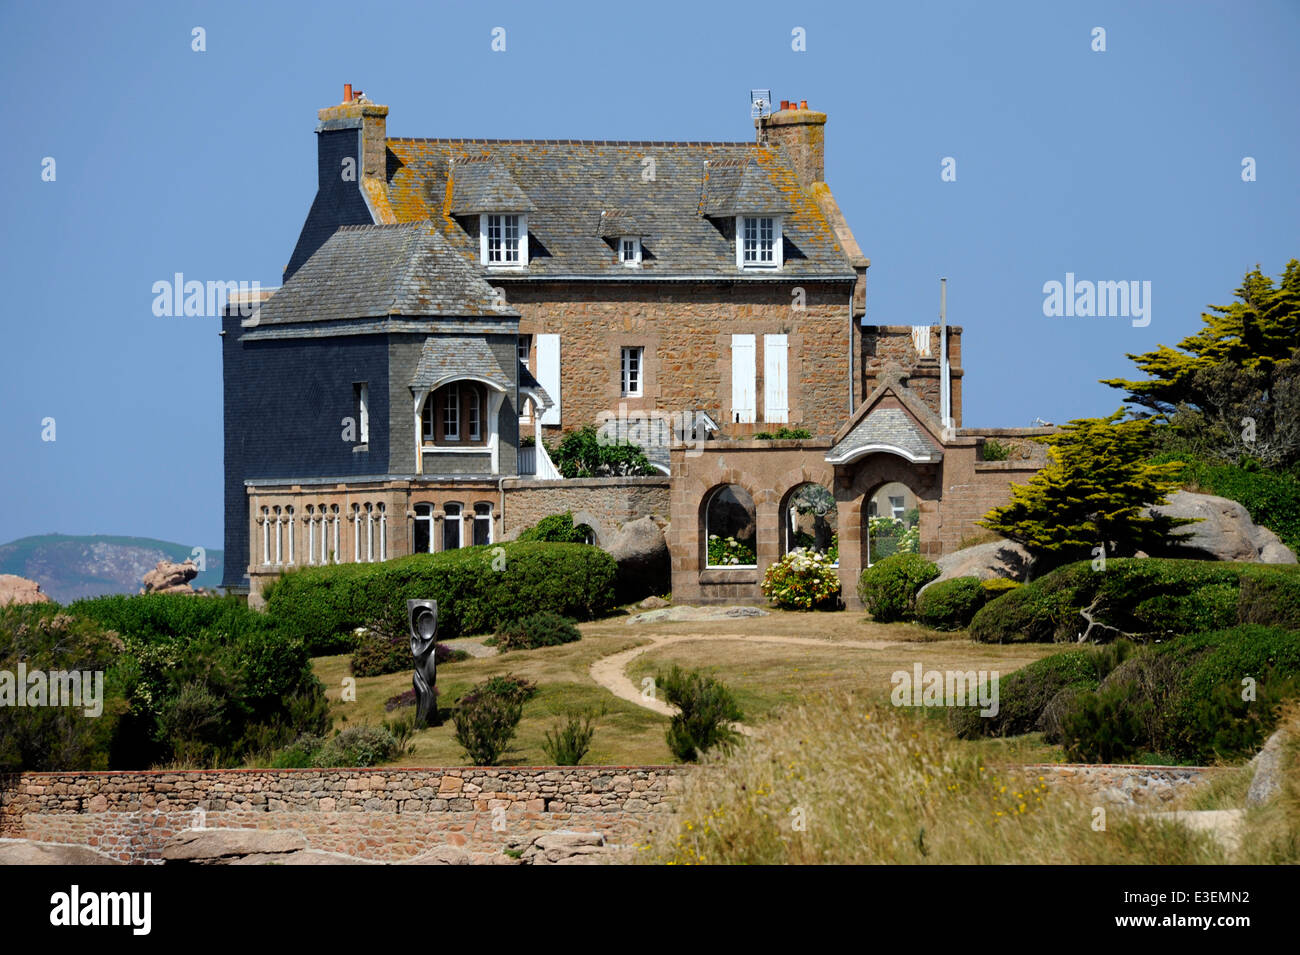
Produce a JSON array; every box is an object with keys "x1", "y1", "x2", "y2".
[
  {"x1": 699, "y1": 158, "x2": 793, "y2": 216},
  {"x1": 410, "y1": 336, "x2": 554, "y2": 411},
  {"x1": 383, "y1": 139, "x2": 856, "y2": 279},
  {"x1": 597, "y1": 208, "x2": 641, "y2": 237},
  {"x1": 255, "y1": 221, "x2": 517, "y2": 326},
  {"x1": 827, "y1": 406, "x2": 944, "y2": 465},
  {"x1": 447, "y1": 156, "x2": 536, "y2": 214}
]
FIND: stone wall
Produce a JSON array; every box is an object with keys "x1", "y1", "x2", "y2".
[
  {"x1": 1020, "y1": 764, "x2": 1222, "y2": 807},
  {"x1": 502, "y1": 476, "x2": 671, "y2": 545},
  {"x1": 0, "y1": 766, "x2": 683, "y2": 864}
]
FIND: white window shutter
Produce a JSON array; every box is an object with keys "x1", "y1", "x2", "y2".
[
  {"x1": 537, "y1": 333, "x2": 561, "y2": 425},
  {"x1": 764, "y1": 334, "x2": 788, "y2": 423},
  {"x1": 731, "y1": 334, "x2": 755, "y2": 424}
]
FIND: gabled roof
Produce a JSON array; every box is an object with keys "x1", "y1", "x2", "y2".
[
  {"x1": 255, "y1": 221, "x2": 517, "y2": 326},
  {"x1": 384, "y1": 139, "x2": 856, "y2": 279},
  {"x1": 699, "y1": 158, "x2": 793, "y2": 216},
  {"x1": 826, "y1": 374, "x2": 946, "y2": 465},
  {"x1": 597, "y1": 208, "x2": 641, "y2": 238},
  {"x1": 447, "y1": 156, "x2": 535, "y2": 215},
  {"x1": 410, "y1": 336, "x2": 554, "y2": 411}
]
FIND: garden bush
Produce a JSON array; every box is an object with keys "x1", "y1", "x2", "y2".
[
  {"x1": 312, "y1": 725, "x2": 403, "y2": 767},
  {"x1": 707, "y1": 535, "x2": 756, "y2": 566},
  {"x1": 265, "y1": 542, "x2": 617, "y2": 651},
  {"x1": 495, "y1": 611, "x2": 582, "y2": 651},
  {"x1": 453, "y1": 677, "x2": 529, "y2": 765},
  {"x1": 514, "y1": 511, "x2": 590, "y2": 543},
  {"x1": 760, "y1": 549, "x2": 841, "y2": 610},
  {"x1": 915, "y1": 576, "x2": 987, "y2": 630},
  {"x1": 542, "y1": 710, "x2": 599, "y2": 765},
  {"x1": 657, "y1": 665, "x2": 744, "y2": 762},
  {"x1": 856, "y1": 553, "x2": 940, "y2": 622},
  {"x1": 968, "y1": 558, "x2": 1300, "y2": 644}
]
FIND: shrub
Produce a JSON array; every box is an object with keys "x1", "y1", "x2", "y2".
[
  {"x1": 657, "y1": 665, "x2": 744, "y2": 762},
  {"x1": 542, "y1": 710, "x2": 599, "y2": 765},
  {"x1": 465, "y1": 673, "x2": 538, "y2": 707},
  {"x1": 265, "y1": 542, "x2": 618, "y2": 650},
  {"x1": 269, "y1": 734, "x2": 325, "y2": 768},
  {"x1": 915, "y1": 577, "x2": 987, "y2": 630},
  {"x1": 980, "y1": 577, "x2": 1021, "y2": 596},
  {"x1": 313, "y1": 725, "x2": 402, "y2": 767},
  {"x1": 453, "y1": 687, "x2": 524, "y2": 766},
  {"x1": 856, "y1": 553, "x2": 940, "y2": 622},
  {"x1": 548, "y1": 424, "x2": 656, "y2": 478},
  {"x1": 349, "y1": 631, "x2": 409, "y2": 677},
  {"x1": 981, "y1": 439, "x2": 1011, "y2": 461},
  {"x1": 384, "y1": 688, "x2": 417, "y2": 712},
  {"x1": 761, "y1": 549, "x2": 842, "y2": 610},
  {"x1": 515, "y1": 511, "x2": 589, "y2": 543},
  {"x1": 496, "y1": 611, "x2": 582, "y2": 651},
  {"x1": 968, "y1": 558, "x2": 1300, "y2": 644},
  {"x1": 753, "y1": 427, "x2": 813, "y2": 440}
]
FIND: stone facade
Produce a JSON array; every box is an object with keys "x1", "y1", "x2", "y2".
[{"x1": 0, "y1": 766, "x2": 683, "y2": 864}]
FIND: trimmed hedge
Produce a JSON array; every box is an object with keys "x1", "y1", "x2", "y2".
[
  {"x1": 496, "y1": 612, "x2": 582, "y2": 651},
  {"x1": 857, "y1": 553, "x2": 940, "y2": 622},
  {"x1": 915, "y1": 577, "x2": 987, "y2": 631},
  {"x1": 265, "y1": 542, "x2": 617, "y2": 653},
  {"x1": 968, "y1": 558, "x2": 1300, "y2": 644}
]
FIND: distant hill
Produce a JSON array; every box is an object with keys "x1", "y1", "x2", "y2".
[{"x1": 0, "y1": 534, "x2": 224, "y2": 604}]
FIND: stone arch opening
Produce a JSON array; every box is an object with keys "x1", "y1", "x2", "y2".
[
  {"x1": 779, "y1": 482, "x2": 838, "y2": 563},
  {"x1": 863, "y1": 480, "x2": 921, "y2": 566},
  {"x1": 702, "y1": 483, "x2": 757, "y2": 568}
]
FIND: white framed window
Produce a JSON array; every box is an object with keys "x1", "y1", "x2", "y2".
[
  {"x1": 763, "y1": 333, "x2": 789, "y2": 423},
  {"x1": 274, "y1": 507, "x2": 283, "y2": 566},
  {"x1": 474, "y1": 502, "x2": 493, "y2": 546},
  {"x1": 468, "y1": 389, "x2": 481, "y2": 441},
  {"x1": 480, "y1": 213, "x2": 527, "y2": 267},
  {"x1": 737, "y1": 216, "x2": 782, "y2": 269},
  {"x1": 261, "y1": 507, "x2": 270, "y2": 566},
  {"x1": 331, "y1": 506, "x2": 340, "y2": 563},
  {"x1": 286, "y1": 507, "x2": 295, "y2": 565},
  {"x1": 353, "y1": 505, "x2": 361, "y2": 562},
  {"x1": 378, "y1": 504, "x2": 387, "y2": 560},
  {"x1": 443, "y1": 503, "x2": 463, "y2": 551},
  {"x1": 517, "y1": 334, "x2": 532, "y2": 368},
  {"x1": 306, "y1": 506, "x2": 316, "y2": 564},
  {"x1": 536, "y1": 334, "x2": 561, "y2": 425},
  {"x1": 890, "y1": 496, "x2": 906, "y2": 520},
  {"x1": 365, "y1": 503, "x2": 374, "y2": 562},
  {"x1": 354, "y1": 383, "x2": 370, "y2": 445},
  {"x1": 443, "y1": 388, "x2": 460, "y2": 441},
  {"x1": 414, "y1": 503, "x2": 435, "y2": 554},
  {"x1": 621, "y1": 346, "x2": 643, "y2": 397},
  {"x1": 620, "y1": 236, "x2": 641, "y2": 267}
]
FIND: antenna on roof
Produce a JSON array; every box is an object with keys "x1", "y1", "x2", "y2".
[{"x1": 751, "y1": 89, "x2": 772, "y2": 143}]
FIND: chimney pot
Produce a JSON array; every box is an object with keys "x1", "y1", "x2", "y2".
[
  {"x1": 780, "y1": 100, "x2": 789, "y2": 110},
  {"x1": 343, "y1": 83, "x2": 353, "y2": 103},
  {"x1": 800, "y1": 99, "x2": 808, "y2": 109}
]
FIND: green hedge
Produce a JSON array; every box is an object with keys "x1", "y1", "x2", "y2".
[
  {"x1": 968, "y1": 558, "x2": 1300, "y2": 643},
  {"x1": 915, "y1": 577, "x2": 988, "y2": 631},
  {"x1": 266, "y1": 542, "x2": 617, "y2": 653},
  {"x1": 857, "y1": 553, "x2": 940, "y2": 622}
]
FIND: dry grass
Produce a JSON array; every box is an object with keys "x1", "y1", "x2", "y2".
[{"x1": 635, "y1": 692, "x2": 1232, "y2": 865}]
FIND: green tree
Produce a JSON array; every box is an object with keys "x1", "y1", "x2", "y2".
[
  {"x1": 977, "y1": 410, "x2": 1193, "y2": 571},
  {"x1": 547, "y1": 425, "x2": 656, "y2": 478}
]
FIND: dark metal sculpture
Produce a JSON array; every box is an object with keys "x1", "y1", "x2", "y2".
[{"x1": 408, "y1": 599, "x2": 438, "y2": 726}]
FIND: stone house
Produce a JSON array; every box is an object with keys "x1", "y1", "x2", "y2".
[{"x1": 221, "y1": 87, "x2": 1048, "y2": 606}]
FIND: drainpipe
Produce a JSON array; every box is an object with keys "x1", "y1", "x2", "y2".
[
  {"x1": 939, "y1": 278, "x2": 950, "y2": 430},
  {"x1": 498, "y1": 475, "x2": 508, "y2": 542},
  {"x1": 848, "y1": 289, "x2": 855, "y2": 414}
]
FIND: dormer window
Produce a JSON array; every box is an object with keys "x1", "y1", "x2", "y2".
[
  {"x1": 620, "y1": 236, "x2": 641, "y2": 267},
  {"x1": 480, "y1": 213, "x2": 527, "y2": 267},
  {"x1": 738, "y1": 216, "x2": 782, "y2": 269}
]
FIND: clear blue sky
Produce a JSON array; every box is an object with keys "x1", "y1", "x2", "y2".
[{"x1": 1, "y1": 0, "x2": 1297, "y2": 551}]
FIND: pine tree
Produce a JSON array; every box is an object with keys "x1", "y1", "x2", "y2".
[{"x1": 977, "y1": 410, "x2": 1194, "y2": 570}]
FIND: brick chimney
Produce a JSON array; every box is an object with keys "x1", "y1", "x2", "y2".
[
  {"x1": 757, "y1": 100, "x2": 827, "y2": 188},
  {"x1": 317, "y1": 85, "x2": 388, "y2": 180}
]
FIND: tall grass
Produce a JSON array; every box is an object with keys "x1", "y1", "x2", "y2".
[{"x1": 637, "y1": 693, "x2": 1233, "y2": 864}]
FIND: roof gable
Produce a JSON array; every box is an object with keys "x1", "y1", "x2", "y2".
[
  {"x1": 699, "y1": 158, "x2": 793, "y2": 216},
  {"x1": 447, "y1": 156, "x2": 535, "y2": 215},
  {"x1": 827, "y1": 374, "x2": 946, "y2": 465}
]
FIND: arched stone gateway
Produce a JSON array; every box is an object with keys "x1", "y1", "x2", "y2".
[{"x1": 668, "y1": 373, "x2": 1052, "y2": 608}]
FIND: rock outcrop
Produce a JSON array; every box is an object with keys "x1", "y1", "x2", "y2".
[
  {"x1": 1148, "y1": 491, "x2": 1296, "y2": 564},
  {"x1": 0, "y1": 574, "x2": 52, "y2": 606},
  {"x1": 920, "y1": 539, "x2": 1033, "y2": 593},
  {"x1": 606, "y1": 517, "x2": 670, "y2": 601},
  {"x1": 0, "y1": 839, "x2": 122, "y2": 865},
  {"x1": 140, "y1": 559, "x2": 200, "y2": 595}
]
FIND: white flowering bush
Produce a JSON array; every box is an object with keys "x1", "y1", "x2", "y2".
[
  {"x1": 707, "y1": 534, "x2": 756, "y2": 566},
  {"x1": 760, "y1": 548, "x2": 842, "y2": 610},
  {"x1": 868, "y1": 516, "x2": 919, "y2": 560}
]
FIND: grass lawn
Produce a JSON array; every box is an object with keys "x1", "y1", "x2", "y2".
[{"x1": 310, "y1": 606, "x2": 1067, "y2": 767}]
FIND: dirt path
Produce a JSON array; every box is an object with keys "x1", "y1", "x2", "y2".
[{"x1": 588, "y1": 631, "x2": 898, "y2": 729}]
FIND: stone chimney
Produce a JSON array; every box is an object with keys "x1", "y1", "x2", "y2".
[
  {"x1": 757, "y1": 100, "x2": 827, "y2": 188},
  {"x1": 317, "y1": 84, "x2": 388, "y2": 180}
]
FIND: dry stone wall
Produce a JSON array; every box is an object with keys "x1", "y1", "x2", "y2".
[{"x1": 0, "y1": 766, "x2": 683, "y2": 864}]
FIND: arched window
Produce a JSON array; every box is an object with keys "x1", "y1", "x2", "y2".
[
  {"x1": 704, "y1": 485, "x2": 757, "y2": 568},
  {"x1": 273, "y1": 507, "x2": 283, "y2": 566},
  {"x1": 261, "y1": 507, "x2": 270, "y2": 565},
  {"x1": 353, "y1": 504, "x2": 362, "y2": 562},
  {"x1": 306, "y1": 505, "x2": 316, "y2": 564},
  {"x1": 781, "y1": 483, "x2": 838, "y2": 564},
  {"x1": 443, "y1": 503, "x2": 463, "y2": 551},
  {"x1": 414, "y1": 503, "x2": 435, "y2": 554},
  {"x1": 422, "y1": 382, "x2": 489, "y2": 446},
  {"x1": 365, "y1": 503, "x2": 375, "y2": 562},
  {"x1": 378, "y1": 503, "x2": 387, "y2": 560},
  {"x1": 330, "y1": 505, "x2": 341, "y2": 563},
  {"x1": 286, "y1": 506, "x2": 295, "y2": 565},
  {"x1": 866, "y1": 482, "x2": 920, "y2": 566},
  {"x1": 473, "y1": 502, "x2": 493, "y2": 546}
]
